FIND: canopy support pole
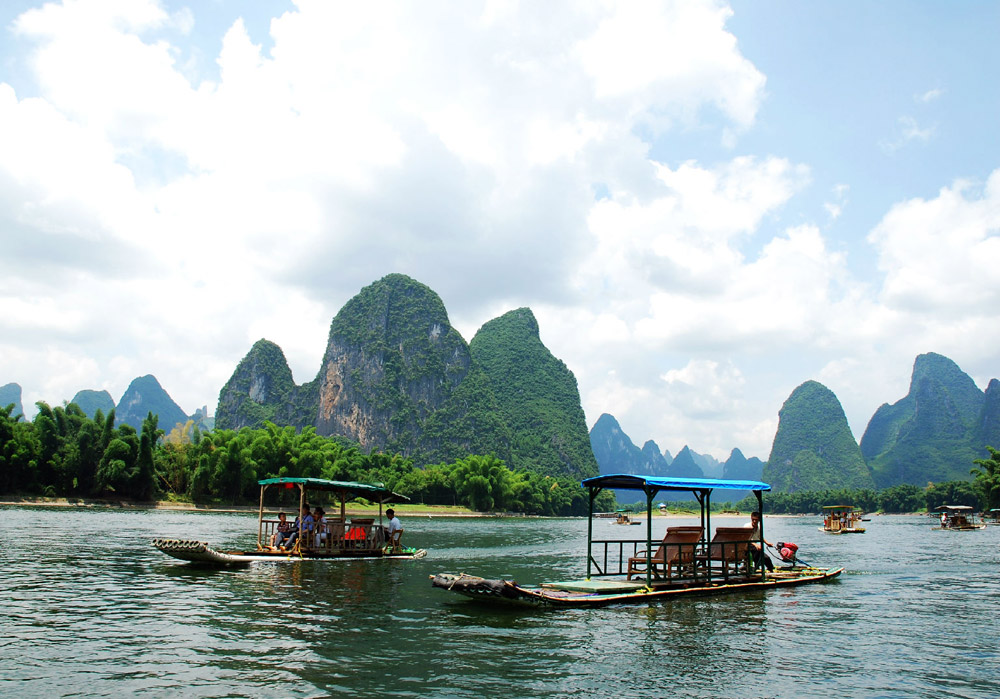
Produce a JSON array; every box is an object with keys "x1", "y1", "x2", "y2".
[
  {"x1": 756, "y1": 491, "x2": 765, "y2": 581},
  {"x1": 586, "y1": 486, "x2": 597, "y2": 579},
  {"x1": 645, "y1": 485, "x2": 654, "y2": 588},
  {"x1": 256, "y1": 484, "x2": 268, "y2": 550}
]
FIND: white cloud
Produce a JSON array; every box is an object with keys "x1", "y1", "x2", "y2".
[
  {"x1": 916, "y1": 87, "x2": 943, "y2": 103},
  {"x1": 869, "y1": 171, "x2": 1000, "y2": 315},
  {"x1": 880, "y1": 115, "x2": 936, "y2": 152},
  {"x1": 1, "y1": 0, "x2": 995, "y2": 468}
]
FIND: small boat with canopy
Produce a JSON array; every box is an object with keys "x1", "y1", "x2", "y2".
[
  {"x1": 431, "y1": 475, "x2": 842, "y2": 607},
  {"x1": 820, "y1": 505, "x2": 866, "y2": 534},
  {"x1": 153, "y1": 477, "x2": 427, "y2": 565},
  {"x1": 932, "y1": 505, "x2": 986, "y2": 531},
  {"x1": 613, "y1": 509, "x2": 642, "y2": 525}
]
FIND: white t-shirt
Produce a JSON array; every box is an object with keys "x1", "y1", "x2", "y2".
[{"x1": 387, "y1": 516, "x2": 402, "y2": 535}]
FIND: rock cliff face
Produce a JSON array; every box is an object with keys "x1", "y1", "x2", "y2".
[
  {"x1": 213, "y1": 274, "x2": 595, "y2": 476},
  {"x1": 765, "y1": 380, "x2": 874, "y2": 492},
  {"x1": 860, "y1": 353, "x2": 987, "y2": 487},
  {"x1": 215, "y1": 340, "x2": 307, "y2": 431},
  {"x1": 315, "y1": 274, "x2": 473, "y2": 456}
]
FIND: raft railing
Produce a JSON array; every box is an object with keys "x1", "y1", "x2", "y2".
[
  {"x1": 587, "y1": 535, "x2": 755, "y2": 582},
  {"x1": 260, "y1": 516, "x2": 387, "y2": 553}
]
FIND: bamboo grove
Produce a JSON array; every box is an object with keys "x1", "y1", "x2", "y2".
[{"x1": 0, "y1": 403, "x2": 616, "y2": 516}]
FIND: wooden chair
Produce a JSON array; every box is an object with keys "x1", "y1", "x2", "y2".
[
  {"x1": 627, "y1": 526, "x2": 703, "y2": 581},
  {"x1": 387, "y1": 528, "x2": 403, "y2": 552},
  {"x1": 696, "y1": 527, "x2": 755, "y2": 580}
]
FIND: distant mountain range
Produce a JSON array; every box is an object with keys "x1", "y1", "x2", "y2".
[
  {"x1": 2, "y1": 376, "x2": 212, "y2": 434},
  {"x1": 591, "y1": 353, "x2": 998, "y2": 494},
  {"x1": 6, "y1": 273, "x2": 996, "y2": 494}
]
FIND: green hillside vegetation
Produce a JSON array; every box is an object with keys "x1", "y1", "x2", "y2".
[
  {"x1": 70, "y1": 390, "x2": 115, "y2": 419},
  {"x1": 862, "y1": 353, "x2": 986, "y2": 487},
  {"x1": 765, "y1": 380, "x2": 874, "y2": 492},
  {"x1": 215, "y1": 339, "x2": 300, "y2": 430},
  {"x1": 0, "y1": 404, "x2": 613, "y2": 516},
  {"x1": 116, "y1": 375, "x2": 189, "y2": 433},
  {"x1": 471, "y1": 308, "x2": 599, "y2": 478}
]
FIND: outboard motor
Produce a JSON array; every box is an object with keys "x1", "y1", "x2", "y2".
[{"x1": 776, "y1": 541, "x2": 799, "y2": 564}]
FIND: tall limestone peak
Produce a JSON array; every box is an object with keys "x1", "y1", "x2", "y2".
[
  {"x1": 590, "y1": 413, "x2": 646, "y2": 475},
  {"x1": 666, "y1": 445, "x2": 705, "y2": 479},
  {"x1": 70, "y1": 389, "x2": 115, "y2": 419},
  {"x1": 0, "y1": 382, "x2": 24, "y2": 418},
  {"x1": 471, "y1": 307, "x2": 598, "y2": 477},
  {"x1": 315, "y1": 273, "x2": 474, "y2": 457},
  {"x1": 116, "y1": 374, "x2": 188, "y2": 432},
  {"x1": 764, "y1": 380, "x2": 874, "y2": 493},
  {"x1": 861, "y1": 353, "x2": 986, "y2": 487},
  {"x1": 216, "y1": 339, "x2": 301, "y2": 431},
  {"x1": 640, "y1": 440, "x2": 671, "y2": 474},
  {"x1": 978, "y1": 378, "x2": 1000, "y2": 449},
  {"x1": 723, "y1": 447, "x2": 765, "y2": 482}
]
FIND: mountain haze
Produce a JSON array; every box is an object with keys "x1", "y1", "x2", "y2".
[
  {"x1": 115, "y1": 375, "x2": 189, "y2": 432},
  {"x1": 0, "y1": 383, "x2": 23, "y2": 418}
]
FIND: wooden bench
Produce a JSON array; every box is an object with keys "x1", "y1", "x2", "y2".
[{"x1": 627, "y1": 526, "x2": 703, "y2": 581}]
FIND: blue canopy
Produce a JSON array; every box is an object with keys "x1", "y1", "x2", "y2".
[{"x1": 581, "y1": 474, "x2": 771, "y2": 493}]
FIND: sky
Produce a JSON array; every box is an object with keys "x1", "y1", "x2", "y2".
[{"x1": 1, "y1": 0, "x2": 998, "y2": 462}]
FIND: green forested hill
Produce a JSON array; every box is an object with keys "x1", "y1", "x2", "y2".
[
  {"x1": 71, "y1": 390, "x2": 115, "y2": 419},
  {"x1": 216, "y1": 339, "x2": 302, "y2": 431},
  {"x1": 861, "y1": 352, "x2": 987, "y2": 487},
  {"x1": 116, "y1": 375, "x2": 189, "y2": 433},
  {"x1": 765, "y1": 380, "x2": 874, "y2": 492},
  {"x1": 213, "y1": 275, "x2": 599, "y2": 477},
  {"x1": 470, "y1": 308, "x2": 599, "y2": 478},
  {"x1": 314, "y1": 274, "x2": 477, "y2": 459}
]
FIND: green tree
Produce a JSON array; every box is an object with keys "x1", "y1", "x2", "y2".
[{"x1": 971, "y1": 446, "x2": 1000, "y2": 510}]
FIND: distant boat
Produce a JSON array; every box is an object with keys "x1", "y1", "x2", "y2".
[
  {"x1": 613, "y1": 509, "x2": 642, "y2": 525},
  {"x1": 820, "y1": 505, "x2": 866, "y2": 534},
  {"x1": 933, "y1": 505, "x2": 986, "y2": 531}
]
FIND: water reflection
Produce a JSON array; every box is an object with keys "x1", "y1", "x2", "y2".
[{"x1": 3, "y1": 507, "x2": 1000, "y2": 697}]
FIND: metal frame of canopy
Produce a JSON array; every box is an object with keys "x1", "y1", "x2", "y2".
[
  {"x1": 255, "y1": 477, "x2": 409, "y2": 549},
  {"x1": 581, "y1": 474, "x2": 772, "y2": 588}
]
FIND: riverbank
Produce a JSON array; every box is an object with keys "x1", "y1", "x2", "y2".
[{"x1": 0, "y1": 496, "x2": 492, "y2": 517}]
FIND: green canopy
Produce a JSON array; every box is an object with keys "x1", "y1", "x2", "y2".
[{"x1": 257, "y1": 477, "x2": 410, "y2": 503}]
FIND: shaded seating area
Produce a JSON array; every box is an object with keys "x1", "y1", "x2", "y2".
[
  {"x1": 627, "y1": 526, "x2": 703, "y2": 581},
  {"x1": 695, "y1": 527, "x2": 755, "y2": 580}
]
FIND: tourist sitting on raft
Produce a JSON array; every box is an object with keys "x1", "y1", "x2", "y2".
[
  {"x1": 271, "y1": 512, "x2": 292, "y2": 549},
  {"x1": 281, "y1": 505, "x2": 314, "y2": 551}
]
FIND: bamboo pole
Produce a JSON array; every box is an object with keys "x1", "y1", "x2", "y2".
[{"x1": 257, "y1": 484, "x2": 266, "y2": 550}]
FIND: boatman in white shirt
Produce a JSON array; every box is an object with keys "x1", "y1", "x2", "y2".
[
  {"x1": 748, "y1": 511, "x2": 774, "y2": 571},
  {"x1": 386, "y1": 508, "x2": 403, "y2": 550}
]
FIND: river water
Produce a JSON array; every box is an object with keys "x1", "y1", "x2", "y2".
[{"x1": 2, "y1": 507, "x2": 998, "y2": 698}]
